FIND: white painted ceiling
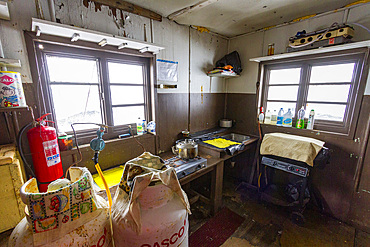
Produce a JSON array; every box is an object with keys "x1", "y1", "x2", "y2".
[{"x1": 124, "y1": 0, "x2": 358, "y2": 37}]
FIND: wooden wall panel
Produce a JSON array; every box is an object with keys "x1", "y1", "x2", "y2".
[
  {"x1": 156, "y1": 93, "x2": 189, "y2": 152},
  {"x1": 225, "y1": 93, "x2": 258, "y2": 136},
  {"x1": 0, "y1": 83, "x2": 38, "y2": 145},
  {"x1": 190, "y1": 93, "x2": 226, "y2": 133},
  {"x1": 348, "y1": 95, "x2": 370, "y2": 232}
]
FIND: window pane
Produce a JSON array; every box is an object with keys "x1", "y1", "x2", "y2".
[
  {"x1": 269, "y1": 68, "x2": 301, "y2": 84},
  {"x1": 267, "y1": 86, "x2": 299, "y2": 101},
  {"x1": 50, "y1": 85, "x2": 102, "y2": 132},
  {"x1": 266, "y1": 101, "x2": 296, "y2": 117},
  {"x1": 110, "y1": 86, "x2": 144, "y2": 105},
  {"x1": 108, "y1": 62, "x2": 144, "y2": 84},
  {"x1": 306, "y1": 103, "x2": 346, "y2": 121},
  {"x1": 310, "y1": 63, "x2": 355, "y2": 83},
  {"x1": 113, "y1": 106, "x2": 145, "y2": 126},
  {"x1": 307, "y1": 84, "x2": 350, "y2": 103},
  {"x1": 46, "y1": 56, "x2": 99, "y2": 83}
]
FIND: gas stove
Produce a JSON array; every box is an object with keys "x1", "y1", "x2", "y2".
[{"x1": 165, "y1": 156, "x2": 207, "y2": 179}]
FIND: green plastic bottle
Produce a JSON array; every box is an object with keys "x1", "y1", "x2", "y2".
[{"x1": 296, "y1": 106, "x2": 305, "y2": 129}]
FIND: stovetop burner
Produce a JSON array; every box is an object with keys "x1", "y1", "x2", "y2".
[{"x1": 165, "y1": 156, "x2": 207, "y2": 179}]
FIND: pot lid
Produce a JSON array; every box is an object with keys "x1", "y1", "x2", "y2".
[{"x1": 177, "y1": 139, "x2": 197, "y2": 148}]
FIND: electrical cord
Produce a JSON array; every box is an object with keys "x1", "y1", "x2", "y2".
[
  {"x1": 347, "y1": 22, "x2": 370, "y2": 35},
  {"x1": 128, "y1": 125, "x2": 146, "y2": 153}
]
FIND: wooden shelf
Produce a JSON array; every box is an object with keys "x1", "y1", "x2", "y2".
[
  {"x1": 32, "y1": 18, "x2": 165, "y2": 54},
  {"x1": 207, "y1": 72, "x2": 240, "y2": 78},
  {"x1": 0, "y1": 58, "x2": 21, "y2": 68},
  {"x1": 0, "y1": 106, "x2": 29, "y2": 112},
  {"x1": 249, "y1": 40, "x2": 370, "y2": 63}
]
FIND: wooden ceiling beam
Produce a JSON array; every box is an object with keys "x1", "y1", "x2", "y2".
[
  {"x1": 168, "y1": 0, "x2": 218, "y2": 20},
  {"x1": 91, "y1": 0, "x2": 162, "y2": 22}
]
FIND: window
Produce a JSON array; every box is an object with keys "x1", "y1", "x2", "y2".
[
  {"x1": 261, "y1": 50, "x2": 367, "y2": 135},
  {"x1": 29, "y1": 38, "x2": 153, "y2": 140},
  {"x1": 45, "y1": 56, "x2": 102, "y2": 132}
]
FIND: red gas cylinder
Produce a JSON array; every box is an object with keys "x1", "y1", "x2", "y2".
[{"x1": 27, "y1": 113, "x2": 63, "y2": 192}]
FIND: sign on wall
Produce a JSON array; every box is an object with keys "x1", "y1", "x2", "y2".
[{"x1": 157, "y1": 59, "x2": 178, "y2": 82}]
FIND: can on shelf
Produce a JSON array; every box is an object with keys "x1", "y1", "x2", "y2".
[
  {"x1": 0, "y1": 71, "x2": 27, "y2": 108},
  {"x1": 268, "y1": 43, "x2": 275, "y2": 56}
]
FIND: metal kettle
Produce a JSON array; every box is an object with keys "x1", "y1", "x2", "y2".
[{"x1": 172, "y1": 139, "x2": 198, "y2": 160}]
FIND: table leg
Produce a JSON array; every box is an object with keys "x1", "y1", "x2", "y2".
[{"x1": 210, "y1": 161, "x2": 224, "y2": 215}]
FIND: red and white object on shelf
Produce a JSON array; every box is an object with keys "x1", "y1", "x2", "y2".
[{"x1": 0, "y1": 71, "x2": 27, "y2": 108}]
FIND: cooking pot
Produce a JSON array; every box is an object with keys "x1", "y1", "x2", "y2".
[
  {"x1": 172, "y1": 139, "x2": 198, "y2": 160},
  {"x1": 219, "y1": 119, "x2": 233, "y2": 128}
]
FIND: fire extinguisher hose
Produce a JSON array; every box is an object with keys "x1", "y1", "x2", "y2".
[{"x1": 17, "y1": 122, "x2": 36, "y2": 178}]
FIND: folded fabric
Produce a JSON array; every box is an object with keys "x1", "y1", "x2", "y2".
[
  {"x1": 203, "y1": 138, "x2": 241, "y2": 149},
  {"x1": 260, "y1": 133, "x2": 324, "y2": 166}
]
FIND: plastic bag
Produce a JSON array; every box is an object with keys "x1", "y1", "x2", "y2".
[
  {"x1": 215, "y1": 51, "x2": 242, "y2": 74},
  {"x1": 112, "y1": 152, "x2": 191, "y2": 246}
]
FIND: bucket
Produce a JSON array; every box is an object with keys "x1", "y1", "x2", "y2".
[
  {"x1": 0, "y1": 71, "x2": 27, "y2": 107},
  {"x1": 113, "y1": 183, "x2": 189, "y2": 247},
  {"x1": 8, "y1": 167, "x2": 112, "y2": 247}
]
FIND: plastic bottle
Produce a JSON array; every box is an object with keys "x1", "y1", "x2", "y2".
[
  {"x1": 142, "y1": 119, "x2": 147, "y2": 133},
  {"x1": 265, "y1": 110, "x2": 272, "y2": 124},
  {"x1": 271, "y1": 110, "x2": 277, "y2": 125},
  {"x1": 137, "y1": 117, "x2": 143, "y2": 135},
  {"x1": 307, "y1": 109, "x2": 315, "y2": 130},
  {"x1": 147, "y1": 121, "x2": 156, "y2": 134},
  {"x1": 258, "y1": 107, "x2": 265, "y2": 124},
  {"x1": 276, "y1": 108, "x2": 284, "y2": 126},
  {"x1": 296, "y1": 106, "x2": 305, "y2": 129},
  {"x1": 282, "y1": 108, "x2": 293, "y2": 127}
]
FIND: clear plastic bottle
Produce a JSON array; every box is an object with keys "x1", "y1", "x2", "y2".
[
  {"x1": 264, "y1": 110, "x2": 272, "y2": 124},
  {"x1": 142, "y1": 119, "x2": 147, "y2": 133},
  {"x1": 282, "y1": 108, "x2": 293, "y2": 127},
  {"x1": 296, "y1": 106, "x2": 305, "y2": 129},
  {"x1": 276, "y1": 108, "x2": 284, "y2": 126},
  {"x1": 258, "y1": 107, "x2": 265, "y2": 124},
  {"x1": 271, "y1": 110, "x2": 277, "y2": 125},
  {"x1": 137, "y1": 117, "x2": 143, "y2": 135},
  {"x1": 307, "y1": 109, "x2": 315, "y2": 130}
]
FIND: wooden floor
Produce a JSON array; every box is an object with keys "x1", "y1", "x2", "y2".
[
  {"x1": 189, "y1": 175, "x2": 370, "y2": 247},
  {"x1": 1, "y1": 175, "x2": 369, "y2": 247}
]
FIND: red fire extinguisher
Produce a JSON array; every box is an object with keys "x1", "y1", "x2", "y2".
[{"x1": 27, "y1": 113, "x2": 64, "y2": 192}]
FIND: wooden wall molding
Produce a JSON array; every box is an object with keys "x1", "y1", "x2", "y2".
[{"x1": 88, "y1": 0, "x2": 162, "y2": 21}]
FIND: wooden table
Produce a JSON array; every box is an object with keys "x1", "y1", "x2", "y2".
[{"x1": 160, "y1": 136, "x2": 258, "y2": 215}]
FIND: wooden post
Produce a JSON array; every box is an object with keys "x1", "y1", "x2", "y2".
[
  {"x1": 211, "y1": 160, "x2": 224, "y2": 215},
  {"x1": 90, "y1": 0, "x2": 162, "y2": 21}
]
